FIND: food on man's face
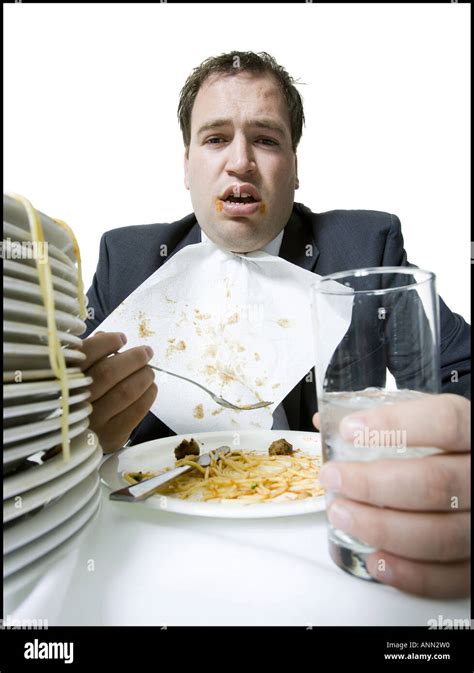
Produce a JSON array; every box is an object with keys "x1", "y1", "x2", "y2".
[
  {"x1": 124, "y1": 444, "x2": 322, "y2": 504},
  {"x1": 174, "y1": 437, "x2": 200, "y2": 460},
  {"x1": 268, "y1": 438, "x2": 293, "y2": 456}
]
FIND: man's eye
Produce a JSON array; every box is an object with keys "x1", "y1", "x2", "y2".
[
  {"x1": 256, "y1": 138, "x2": 278, "y2": 146},
  {"x1": 206, "y1": 137, "x2": 225, "y2": 144},
  {"x1": 205, "y1": 137, "x2": 278, "y2": 146}
]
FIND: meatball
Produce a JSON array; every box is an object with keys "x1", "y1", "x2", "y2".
[
  {"x1": 174, "y1": 438, "x2": 200, "y2": 460},
  {"x1": 268, "y1": 438, "x2": 293, "y2": 456}
]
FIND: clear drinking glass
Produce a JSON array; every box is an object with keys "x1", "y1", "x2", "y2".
[{"x1": 311, "y1": 267, "x2": 441, "y2": 580}]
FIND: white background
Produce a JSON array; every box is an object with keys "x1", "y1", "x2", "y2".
[{"x1": 4, "y1": 3, "x2": 470, "y2": 321}]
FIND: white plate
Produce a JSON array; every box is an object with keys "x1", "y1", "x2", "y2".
[
  {"x1": 4, "y1": 297, "x2": 86, "y2": 334},
  {"x1": 4, "y1": 389, "x2": 91, "y2": 421},
  {"x1": 4, "y1": 401, "x2": 92, "y2": 445},
  {"x1": 4, "y1": 343, "x2": 85, "y2": 360},
  {"x1": 3, "y1": 195, "x2": 77, "y2": 264},
  {"x1": 4, "y1": 503, "x2": 101, "y2": 601},
  {"x1": 3, "y1": 367, "x2": 86, "y2": 384},
  {"x1": 2, "y1": 258, "x2": 78, "y2": 297},
  {"x1": 3, "y1": 418, "x2": 91, "y2": 466},
  {"x1": 101, "y1": 430, "x2": 325, "y2": 519},
  {"x1": 3, "y1": 373, "x2": 92, "y2": 399},
  {"x1": 4, "y1": 442, "x2": 102, "y2": 523},
  {"x1": 4, "y1": 428, "x2": 99, "y2": 499},
  {"x1": 4, "y1": 342, "x2": 85, "y2": 371},
  {"x1": 3, "y1": 220, "x2": 76, "y2": 270},
  {"x1": 4, "y1": 471, "x2": 100, "y2": 554},
  {"x1": 4, "y1": 319, "x2": 83, "y2": 347},
  {"x1": 4, "y1": 485, "x2": 102, "y2": 578},
  {"x1": 4, "y1": 276, "x2": 81, "y2": 314}
]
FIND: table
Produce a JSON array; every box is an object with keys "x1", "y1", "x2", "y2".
[{"x1": 5, "y1": 482, "x2": 470, "y2": 627}]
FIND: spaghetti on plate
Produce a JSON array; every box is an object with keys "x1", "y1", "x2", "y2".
[{"x1": 124, "y1": 445, "x2": 324, "y2": 504}]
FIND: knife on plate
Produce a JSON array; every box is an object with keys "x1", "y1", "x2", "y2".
[{"x1": 109, "y1": 446, "x2": 231, "y2": 503}]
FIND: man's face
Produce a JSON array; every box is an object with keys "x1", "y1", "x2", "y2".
[{"x1": 184, "y1": 72, "x2": 299, "y2": 253}]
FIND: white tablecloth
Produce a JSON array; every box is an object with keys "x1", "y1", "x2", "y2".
[{"x1": 5, "y1": 484, "x2": 470, "y2": 627}]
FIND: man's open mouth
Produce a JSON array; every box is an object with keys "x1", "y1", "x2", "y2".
[
  {"x1": 224, "y1": 193, "x2": 258, "y2": 204},
  {"x1": 220, "y1": 184, "x2": 262, "y2": 203},
  {"x1": 216, "y1": 184, "x2": 263, "y2": 216}
]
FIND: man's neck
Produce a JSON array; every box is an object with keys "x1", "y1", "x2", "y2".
[{"x1": 199, "y1": 228, "x2": 285, "y2": 257}]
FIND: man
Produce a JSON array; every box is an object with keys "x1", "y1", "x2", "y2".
[{"x1": 81, "y1": 51, "x2": 470, "y2": 599}]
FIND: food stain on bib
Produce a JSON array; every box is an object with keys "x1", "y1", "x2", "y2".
[{"x1": 193, "y1": 404, "x2": 204, "y2": 420}]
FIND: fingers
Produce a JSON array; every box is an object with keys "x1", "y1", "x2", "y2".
[
  {"x1": 327, "y1": 497, "x2": 470, "y2": 562},
  {"x1": 80, "y1": 332, "x2": 127, "y2": 370},
  {"x1": 97, "y1": 383, "x2": 158, "y2": 454},
  {"x1": 312, "y1": 412, "x2": 320, "y2": 430},
  {"x1": 79, "y1": 331, "x2": 158, "y2": 453},
  {"x1": 339, "y1": 393, "x2": 471, "y2": 453},
  {"x1": 319, "y1": 453, "x2": 471, "y2": 511},
  {"x1": 316, "y1": 394, "x2": 471, "y2": 597},
  {"x1": 88, "y1": 366, "x2": 156, "y2": 427},
  {"x1": 110, "y1": 381, "x2": 158, "y2": 429},
  {"x1": 365, "y1": 552, "x2": 470, "y2": 599},
  {"x1": 86, "y1": 346, "x2": 154, "y2": 402}
]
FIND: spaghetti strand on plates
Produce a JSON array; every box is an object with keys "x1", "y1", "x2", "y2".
[{"x1": 6, "y1": 194, "x2": 87, "y2": 462}]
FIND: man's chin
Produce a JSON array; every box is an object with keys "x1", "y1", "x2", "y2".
[
  {"x1": 204, "y1": 224, "x2": 263, "y2": 253},
  {"x1": 217, "y1": 233, "x2": 264, "y2": 254}
]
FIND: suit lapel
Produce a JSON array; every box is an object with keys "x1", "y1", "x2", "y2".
[
  {"x1": 279, "y1": 204, "x2": 319, "y2": 430},
  {"x1": 167, "y1": 217, "x2": 201, "y2": 261},
  {"x1": 279, "y1": 204, "x2": 320, "y2": 272}
]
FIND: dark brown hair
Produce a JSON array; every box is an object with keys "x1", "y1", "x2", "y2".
[{"x1": 178, "y1": 51, "x2": 305, "y2": 155}]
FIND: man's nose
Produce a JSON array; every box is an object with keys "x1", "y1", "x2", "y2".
[{"x1": 225, "y1": 136, "x2": 256, "y2": 175}]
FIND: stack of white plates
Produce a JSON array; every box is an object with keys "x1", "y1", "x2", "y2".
[{"x1": 3, "y1": 193, "x2": 102, "y2": 597}]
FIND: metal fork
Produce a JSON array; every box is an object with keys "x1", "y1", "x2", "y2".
[{"x1": 149, "y1": 365, "x2": 272, "y2": 411}]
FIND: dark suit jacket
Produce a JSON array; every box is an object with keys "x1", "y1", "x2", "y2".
[{"x1": 83, "y1": 202, "x2": 471, "y2": 445}]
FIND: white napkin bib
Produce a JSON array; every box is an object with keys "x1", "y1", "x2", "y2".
[{"x1": 92, "y1": 238, "x2": 351, "y2": 435}]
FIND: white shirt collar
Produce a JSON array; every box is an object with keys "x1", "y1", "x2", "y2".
[{"x1": 200, "y1": 227, "x2": 284, "y2": 257}]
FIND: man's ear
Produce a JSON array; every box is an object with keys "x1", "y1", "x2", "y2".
[
  {"x1": 184, "y1": 149, "x2": 190, "y2": 190},
  {"x1": 295, "y1": 155, "x2": 299, "y2": 190}
]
